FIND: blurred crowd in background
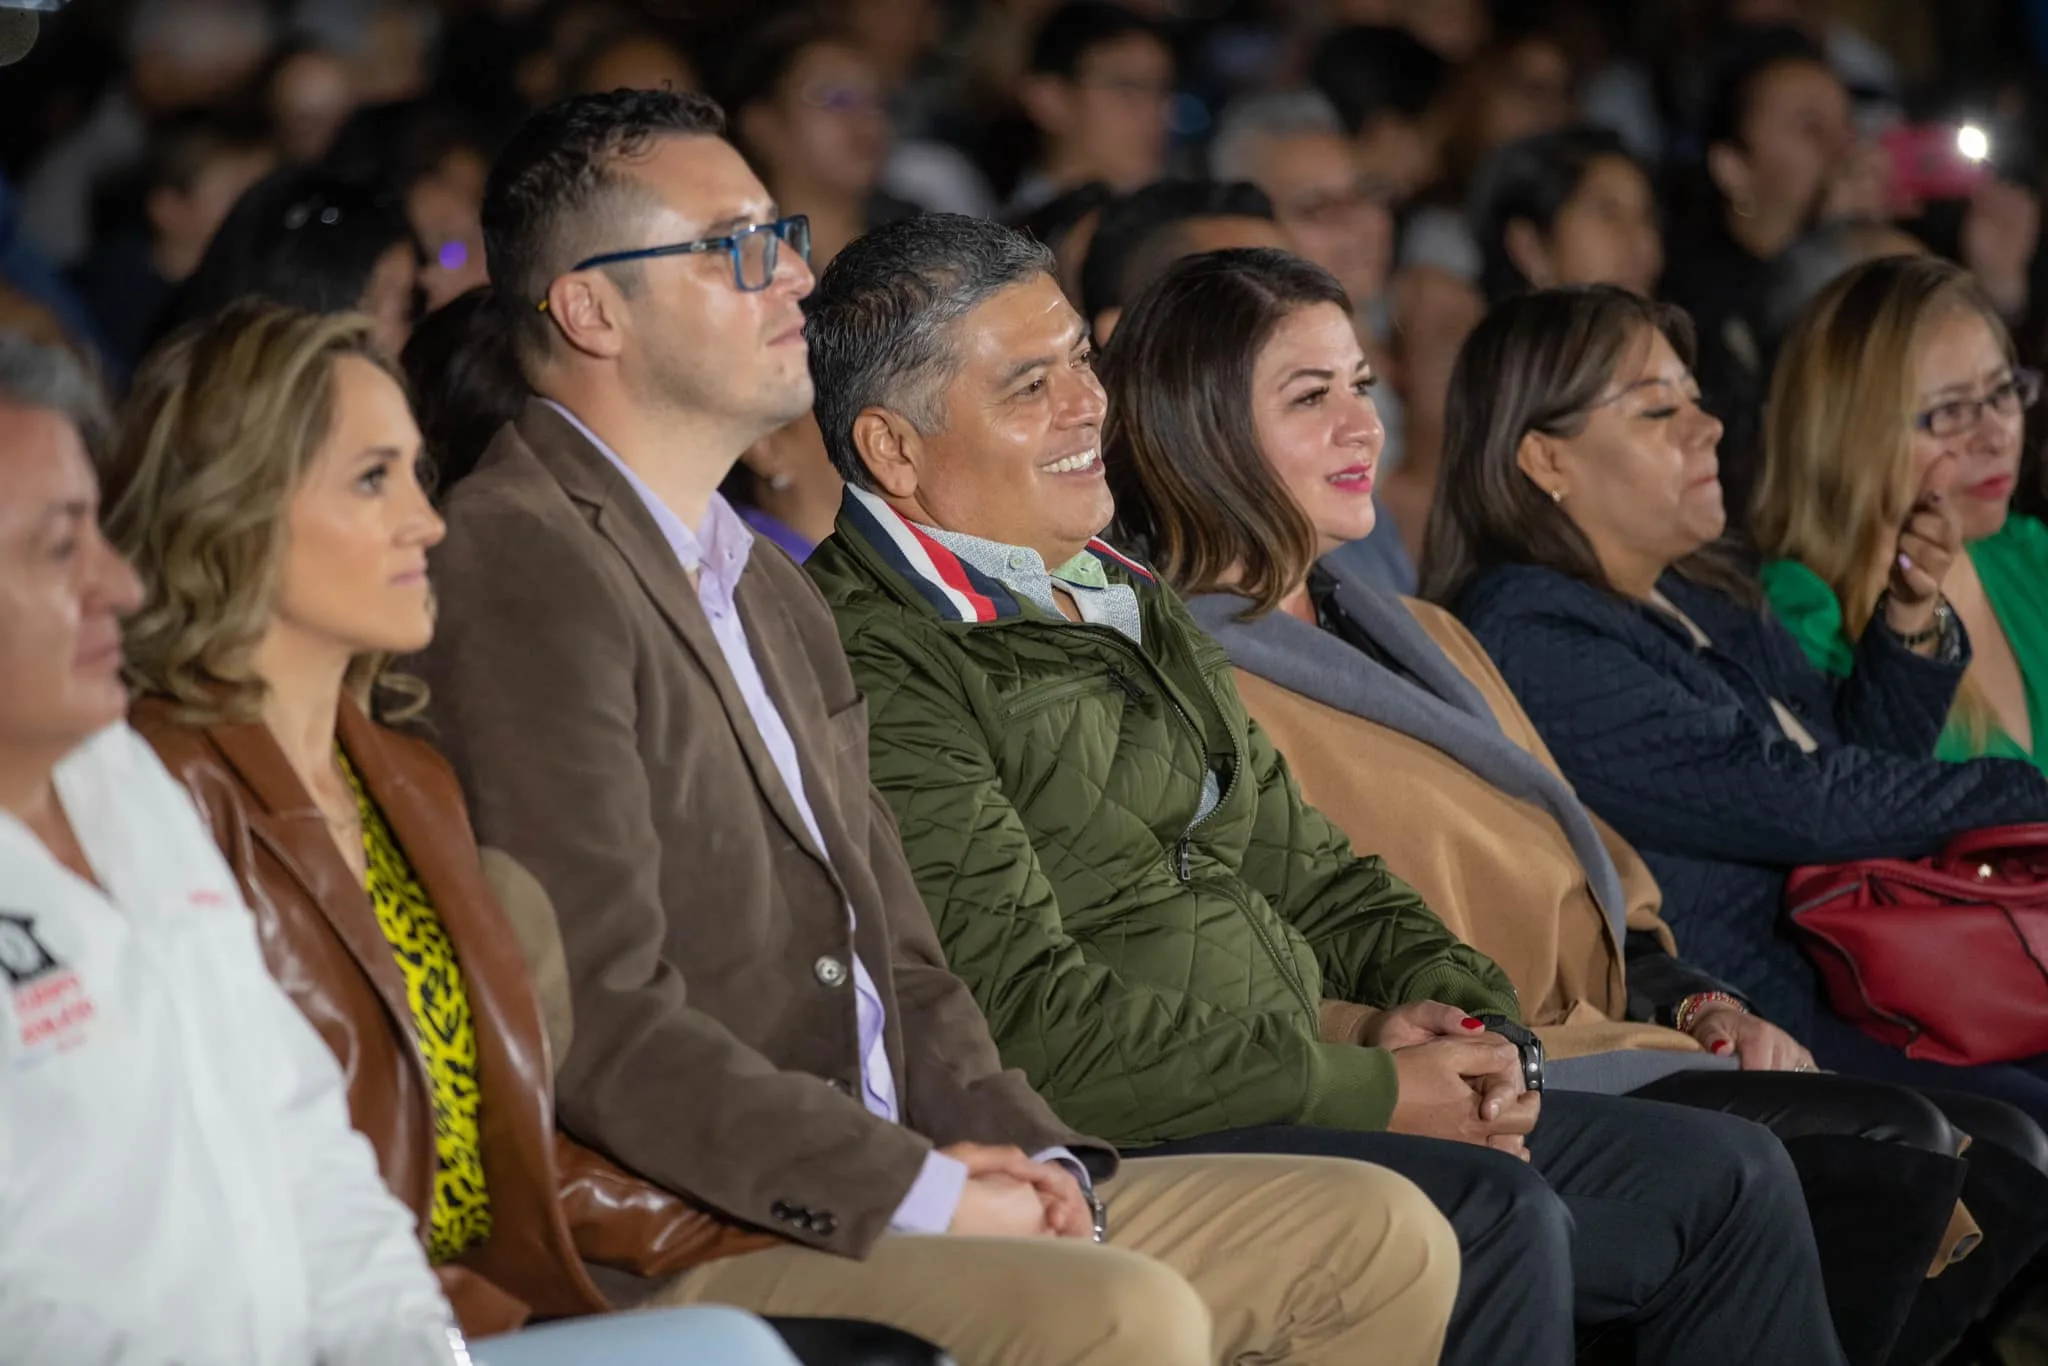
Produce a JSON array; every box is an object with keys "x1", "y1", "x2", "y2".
[{"x1": 6, "y1": 0, "x2": 2048, "y2": 567}]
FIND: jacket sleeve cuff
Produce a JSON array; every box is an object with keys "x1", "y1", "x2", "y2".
[
  {"x1": 1623, "y1": 932, "x2": 1749, "y2": 1023},
  {"x1": 887, "y1": 1150, "x2": 969, "y2": 1235},
  {"x1": 1859, "y1": 601, "x2": 1970, "y2": 675},
  {"x1": 1846, "y1": 607, "x2": 1970, "y2": 746},
  {"x1": 1402, "y1": 962, "x2": 1522, "y2": 1023},
  {"x1": 1318, "y1": 999, "x2": 1380, "y2": 1044},
  {"x1": 1299, "y1": 1041, "x2": 1400, "y2": 1131}
]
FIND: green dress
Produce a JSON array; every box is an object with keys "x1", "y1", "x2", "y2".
[{"x1": 1761, "y1": 512, "x2": 2048, "y2": 773}]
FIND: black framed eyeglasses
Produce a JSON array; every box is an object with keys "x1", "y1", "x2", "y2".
[
  {"x1": 1914, "y1": 368, "x2": 2042, "y2": 437},
  {"x1": 538, "y1": 215, "x2": 811, "y2": 311}
]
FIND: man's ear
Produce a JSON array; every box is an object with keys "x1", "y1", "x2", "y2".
[
  {"x1": 1706, "y1": 142, "x2": 1752, "y2": 215},
  {"x1": 541, "y1": 273, "x2": 628, "y2": 361},
  {"x1": 852, "y1": 408, "x2": 922, "y2": 500},
  {"x1": 1502, "y1": 218, "x2": 1553, "y2": 288},
  {"x1": 1092, "y1": 307, "x2": 1121, "y2": 344},
  {"x1": 1017, "y1": 74, "x2": 1073, "y2": 137},
  {"x1": 1515, "y1": 428, "x2": 1569, "y2": 502}
]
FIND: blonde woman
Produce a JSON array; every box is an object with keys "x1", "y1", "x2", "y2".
[
  {"x1": 98, "y1": 300, "x2": 895, "y2": 1366},
  {"x1": 1757, "y1": 254, "x2": 2047, "y2": 773}
]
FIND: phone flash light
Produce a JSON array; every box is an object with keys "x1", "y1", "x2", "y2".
[{"x1": 1958, "y1": 125, "x2": 1991, "y2": 163}]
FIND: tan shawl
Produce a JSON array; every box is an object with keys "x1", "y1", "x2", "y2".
[{"x1": 1235, "y1": 598, "x2": 1703, "y2": 1063}]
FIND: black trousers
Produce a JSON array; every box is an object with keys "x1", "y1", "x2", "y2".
[
  {"x1": 1634, "y1": 1068, "x2": 2048, "y2": 1366},
  {"x1": 1146, "y1": 1091, "x2": 1845, "y2": 1366},
  {"x1": 1808, "y1": 1009, "x2": 2048, "y2": 1128}
]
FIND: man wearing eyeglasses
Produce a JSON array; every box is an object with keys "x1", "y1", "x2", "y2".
[{"x1": 412, "y1": 87, "x2": 1462, "y2": 1366}]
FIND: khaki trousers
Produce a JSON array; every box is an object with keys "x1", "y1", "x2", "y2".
[{"x1": 653, "y1": 1154, "x2": 1458, "y2": 1366}]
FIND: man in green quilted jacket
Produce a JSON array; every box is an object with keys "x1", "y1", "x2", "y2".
[{"x1": 804, "y1": 213, "x2": 1848, "y2": 1366}]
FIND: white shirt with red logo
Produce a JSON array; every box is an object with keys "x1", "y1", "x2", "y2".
[{"x1": 0, "y1": 723, "x2": 466, "y2": 1366}]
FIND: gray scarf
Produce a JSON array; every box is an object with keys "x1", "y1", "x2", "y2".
[{"x1": 1186, "y1": 564, "x2": 1629, "y2": 942}]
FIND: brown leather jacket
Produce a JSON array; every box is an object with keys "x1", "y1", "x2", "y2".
[{"x1": 132, "y1": 696, "x2": 774, "y2": 1337}]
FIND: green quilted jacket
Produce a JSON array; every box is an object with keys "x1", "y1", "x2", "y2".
[{"x1": 807, "y1": 492, "x2": 1519, "y2": 1146}]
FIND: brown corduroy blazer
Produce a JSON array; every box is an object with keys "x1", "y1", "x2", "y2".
[{"x1": 408, "y1": 400, "x2": 1108, "y2": 1285}]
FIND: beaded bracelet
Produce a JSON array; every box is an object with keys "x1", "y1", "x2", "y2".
[
  {"x1": 1672, "y1": 991, "x2": 1747, "y2": 1036},
  {"x1": 1876, "y1": 591, "x2": 1956, "y2": 652}
]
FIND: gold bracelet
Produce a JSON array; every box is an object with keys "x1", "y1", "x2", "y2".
[{"x1": 1673, "y1": 991, "x2": 1746, "y2": 1035}]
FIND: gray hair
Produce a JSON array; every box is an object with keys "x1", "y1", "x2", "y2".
[
  {"x1": 805, "y1": 214, "x2": 1056, "y2": 490},
  {"x1": 1209, "y1": 90, "x2": 1345, "y2": 184},
  {"x1": 0, "y1": 331, "x2": 112, "y2": 460}
]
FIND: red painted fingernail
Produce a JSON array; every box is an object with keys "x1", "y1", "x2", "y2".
[
  {"x1": 1461, "y1": 1018, "x2": 1484, "y2": 1030},
  {"x1": 1711, "y1": 1040, "x2": 1731, "y2": 1055}
]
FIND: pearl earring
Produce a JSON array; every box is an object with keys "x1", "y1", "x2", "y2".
[
  {"x1": 768, "y1": 472, "x2": 796, "y2": 492},
  {"x1": 1549, "y1": 488, "x2": 1564, "y2": 504}
]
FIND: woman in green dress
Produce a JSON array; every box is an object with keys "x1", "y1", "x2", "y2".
[{"x1": 1755, "y1": 253, "x2": 2048, "y2": 772}]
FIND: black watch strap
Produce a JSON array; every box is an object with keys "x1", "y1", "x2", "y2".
[
  {"x1": 1474, "y1": 1013, "x2": 1545, "y2": 1093},
  {"x1": 1473, "y1": 1014, "x2": 1533, "y2": 1047}
]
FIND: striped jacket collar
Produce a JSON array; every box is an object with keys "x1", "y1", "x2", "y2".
[{"x1": 838, "y1": 484, "x2": 1154, "y2": 624}]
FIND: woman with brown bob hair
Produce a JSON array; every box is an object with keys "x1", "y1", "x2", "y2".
[
  {"x1": 1757, "y1": 254, "x2": 2048, "y2": 776},
  {"x1": 100, "y1": 300, "x2": 940, "y2": 1366},
  {"x1": 1105, "y1": 249, "x2": 2048, "y2": 1365},
  {"x1": 1424, "y1": 285, "x2": 2048, "y2": 1132}
]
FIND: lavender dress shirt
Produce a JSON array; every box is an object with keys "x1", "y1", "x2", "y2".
[{"x1": 547, "y1": 404, "x2": 1080, "y2": 1233}]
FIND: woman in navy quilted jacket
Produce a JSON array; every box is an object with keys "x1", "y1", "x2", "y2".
[{"x1": 1421, "y1": 284, "x2": 2048, "y2": 1125}]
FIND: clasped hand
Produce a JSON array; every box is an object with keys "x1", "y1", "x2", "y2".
[
  {"x1": 1373, "y1": 1001, "x2": 1540, "y2": 1160},
  {"x1": 942, "y1": 1142, "x2": 1095, "y2": 1239}
]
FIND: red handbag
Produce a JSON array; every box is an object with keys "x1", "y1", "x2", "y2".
[{"x1": 1788, "y1": 824, "x2": 2048, "y2": 1066}]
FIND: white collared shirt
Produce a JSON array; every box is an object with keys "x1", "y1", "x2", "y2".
[{"x1": 0, "y1": 724, "x2": 460, "y2": 1366}]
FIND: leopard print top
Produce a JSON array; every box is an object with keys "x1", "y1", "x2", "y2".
[{"x1": 341, "y1": 754, "x2": 493, "y2": 1264}]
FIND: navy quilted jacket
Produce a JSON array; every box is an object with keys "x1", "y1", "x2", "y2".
[{"x1": 1456, "y1": 563, "x2": 2048, "y2": 1037}]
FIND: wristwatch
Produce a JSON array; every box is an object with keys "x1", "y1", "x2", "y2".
[
  {"x1": 1087, "y1": 1187, "x2": 1109, "y2": 1244},
  {"x1": 1473, "y1": 1014, "x2": 1545, "y2": 1094}
]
